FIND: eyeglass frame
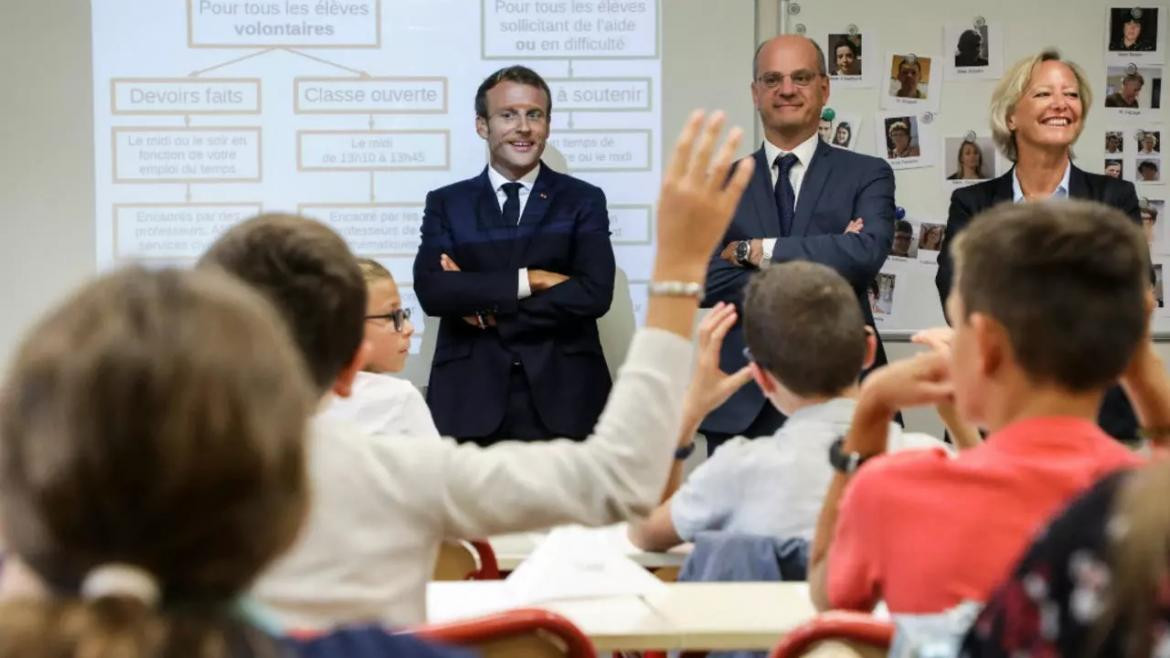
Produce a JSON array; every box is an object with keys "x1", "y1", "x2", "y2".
[
  {"x1": 365, "y1": 307, "x2": 412, "y2": 333},
  {"x1": 753, "y1": 69, "x2": 824, "y2": 89}
]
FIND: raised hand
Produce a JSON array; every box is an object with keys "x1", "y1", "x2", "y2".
[{"x1": 654, "y1": 111, "x2": 754, "y2": 282}]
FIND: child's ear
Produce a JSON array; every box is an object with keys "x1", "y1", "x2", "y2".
[
  {"x1": 970, "y1": 313, "x2": 1004, "y2": 378},
  {"x1": 332, "y1": 340, "x2": 373, "y2": 398},
  {"x1": 751, "y1": 361, "x2": 776, "y2": 395},
  {"x1": 862, "y1": 326, "x2": 878, "y2": 370}
]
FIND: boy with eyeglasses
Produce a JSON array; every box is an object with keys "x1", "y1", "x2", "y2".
[{"x1": 320, "y1": 258, "x2": 438, "y2": 439}]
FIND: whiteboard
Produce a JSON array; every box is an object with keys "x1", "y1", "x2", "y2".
[
  {"x1": 81, "y1": 0, "x2": 757, "y2": 386},
  {"x1": 789, "y1": 0, "x2": 1170, "y2": 335}
]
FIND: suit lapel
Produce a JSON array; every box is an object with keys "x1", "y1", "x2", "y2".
[
  {"x1": 1068, "y1": 164, "x2": 1091, "y2": 200},
  {"x1": 747, "y1": 148, "x2": 778, "y2": 236},
  {"x1": 519, "y1": 166, "x2": 553, "y2": 227},
  {"x1": 792, "y1": 140, "x2": 832, "y2": 237},
  {"x1": 475, "y1": 168, "x2": 505, "y2": 229},
  {"x1": 991, "y1": 168, "x2": 1015, "y2": 205}
]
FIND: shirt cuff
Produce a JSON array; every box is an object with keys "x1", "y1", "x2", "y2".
[
  {"x1": 761, "y1": 238, "x2": 777, "y2": 266},
  {"x1": 518, "y1": 268, "x2": 532, "y2": 299}
]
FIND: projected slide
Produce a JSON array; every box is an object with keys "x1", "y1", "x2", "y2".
[{"x1": 92, "y1": 0, "x2": 662, "y2": 351}]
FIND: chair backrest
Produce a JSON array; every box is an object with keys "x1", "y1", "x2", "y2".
[
  {"x1": 679, "y1": 532, "x2": 808, "y2": 583},
  {"x1": 769, "y1": 611, "x2": 893, "y2": 658},
  {"x1": 433, "y1": 539, "x2": 502, "y2": 581},
  {"x1": 410, "y1": 608, "x2": 596, "y2": 658}
]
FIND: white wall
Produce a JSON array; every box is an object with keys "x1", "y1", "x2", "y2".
[{"x1": 0, "y1": 2, "x2": 96, "y2": 369}]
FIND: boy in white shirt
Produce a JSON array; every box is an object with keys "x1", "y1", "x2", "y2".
[
  {"x1": 629, "y1": 262, "x2": 945, "y2": 552},
  {"x1": 320, "y1": 258, "x2": 439, "y2": 439},
  {"x1": 198, "y1": 112, "x2": 757, "y2": 629}
]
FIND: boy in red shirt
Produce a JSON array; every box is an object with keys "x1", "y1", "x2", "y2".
[{"x1": 809, "y1": 200, "x2": 1168, "y2": 614}]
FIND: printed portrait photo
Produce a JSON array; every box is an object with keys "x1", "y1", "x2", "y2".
[
  {"x1": 885, "y1": 116, "x2": 921, "y2": 159},
  {"x1": 870, "y1": 274, "x2": 896, "y2": 316},
  {"x1": 829, "y1": 34, "x2": 863, "y2": 77},
  {"x1": 1106, "y1": 131, "x2": 1125, "y2": 153},
  {"x1": 1109, "y1": 7, "x2": 1159, "y2": 52},
  {"x1": 944, "y1": 136, "x2": 994, "y2": 181},
  {"x1": 918, "y1": 223, "x2": 945, "y2": 252},
  {"x1": 1137, "y1": 129, "x2": 1161, "y2": 154},
  {"x1": 1139, "y1": 158, "x2": 1162, "y2": 182},
  {"x1": 889, "y1": 54, "x2": 932, "y2": 100},
  {"x1": 1105, "y1": 65, "x2": 1163, "y2": 109},
  {"x1": 953, "y1": 26, "x2": 989, "y2": 67}
]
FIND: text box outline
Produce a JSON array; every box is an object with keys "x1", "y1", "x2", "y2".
[
  {"x1": 112, "y1": 201, "x2": 263, "y2": 261},
  {"x1": 545, "y1": 77, "x2": 653, "y2": 111},
  {"x1": 186, "y1": 0, "x2": 382, "y2": 49},
  {"x1": 111, "y1": 126, "x2": 264, "y2": 184},
  {"x1": 549, "y1": 128, "x2": 653, "y2": 172},
  {"x1": 110, "y1": 77, "x2": 263, "y2": 115},
  {"x1": 480, "y1": 0, "x2": 660, "y2": 60},
  {"x1": 297, "y1": 202, "x2": 425, "y2": 257},
  {"x1": 292, "y1": 76, "x2": 449, "y2": 114},
  {"x1": 296, "y1": 129, "x2": 451, "y2": 172},
  {"x1": 608, "y1": 203, "x2": 652, "y2": 245}
]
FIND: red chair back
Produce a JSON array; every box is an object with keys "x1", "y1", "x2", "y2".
[
  {"x1": 768, "y1": 611, "x2": 893, "y2": 658},
  {"x1": 434, "y1": 539, "x2": 502, "y2": 581},
  {"x1": 410, "y1": 608, "x2": 596, "y2": 658}
]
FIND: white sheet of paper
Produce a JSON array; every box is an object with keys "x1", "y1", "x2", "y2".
[{"x1": 505, "y1": 525, "x2": 668, "y2": 604}]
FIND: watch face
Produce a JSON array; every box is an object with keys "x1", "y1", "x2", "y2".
[{"x1": 736, "y1": 241, "x2": 750, "y2": 262}]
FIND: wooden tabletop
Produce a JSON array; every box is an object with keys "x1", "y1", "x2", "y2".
[{"x1": 426, "y1": 580, "x2": 817, "y2": 651}]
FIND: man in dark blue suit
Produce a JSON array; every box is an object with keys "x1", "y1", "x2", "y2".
[
  {"x1": 414, "y1": 66, "x2": 615, "y2": 445},
  {"x1": 701, "y1": 35, "x2": 895, "y2": 453}
]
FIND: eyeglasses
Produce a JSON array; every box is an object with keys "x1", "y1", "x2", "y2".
[
  {"x1": 365, "y1": 308, "x2": 412, "y2": 333},
  {"x1": 755, "y1": 70, "x2": 821, "y2": 89}
]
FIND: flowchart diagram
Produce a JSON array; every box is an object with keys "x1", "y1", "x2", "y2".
[{"x1": 92, "y1": 0, "x2": 663, "y2": 348}]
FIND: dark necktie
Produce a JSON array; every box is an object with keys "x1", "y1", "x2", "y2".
[
  {"x1": 501, "y1": 182, "x2": 522, "y2": 226},
  {"x1": 774, "y1": 153, "x2": 799, "y2": 237}
]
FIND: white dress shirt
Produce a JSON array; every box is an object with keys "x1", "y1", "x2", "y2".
[
  {"x1": 1012, "y1": 160, "x2": 1071, "y2": 202},
  {"x1": 761, "y1": 132, "x2": 821, "y2": 260},
  {"x1": 251, "y1": 328, "x2": 693, "y2": 628},
  {"x1": 486, "y1": 164, "x2": 541, "y2": 299},
  {"x1": 670, "y1": 398, "x2": 949, "y2": 543},
  {"x1": 319, "y1": 371, "x2": 439, "y2": 440}
]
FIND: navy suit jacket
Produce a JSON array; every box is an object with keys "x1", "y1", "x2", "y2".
[
  {"x1": 701, "y1": 141, "x2": 896, "y2": 434},
  {"x1": 935, "y1": 165, "x2": 1141, "y2": 440},
  {"x1": 413, "y1": 164, "x2": 615, "y2": 438}
]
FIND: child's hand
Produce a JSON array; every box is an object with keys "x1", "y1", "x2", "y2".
[
  {"x1": 682, "y1": 302, "x2": 753, "y2": 418},
  {"x1": 861, "y1": 351, "x2": 954, "y2": 417}
]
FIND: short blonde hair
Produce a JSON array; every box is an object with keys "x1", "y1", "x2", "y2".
[
  {"x1": 990, "y1": 50, "x2": 1092, "y2": 162},
  {"x1": 356, "y1": 257, "x2": 393, "y2": 285}
]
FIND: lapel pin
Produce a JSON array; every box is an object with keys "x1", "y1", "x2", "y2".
[{"x1": 540, "y1": 192, "x2": 548, "y2": 199}]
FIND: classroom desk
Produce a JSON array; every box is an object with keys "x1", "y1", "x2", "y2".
[
  {"x1": 488, "y1": 523, "x2": 691, "y2": 571},
  {"x1": 426, "y1": 581, "x2": 817, "y2": 651}
]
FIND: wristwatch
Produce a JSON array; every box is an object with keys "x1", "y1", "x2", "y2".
[
  {"x1": 828, "y1": 437, "x2": 875, "y2": 475},
  {"x1": 734, "y1": 240, "x2": 753, "y2": 267},
  {"x1": 674, "y1": 442, "x2": 697, "y2": 461}
]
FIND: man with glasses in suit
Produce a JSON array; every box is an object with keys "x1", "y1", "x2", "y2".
[{"x1": 701, "y1": 35, "x2": 895, "y2": 454}]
